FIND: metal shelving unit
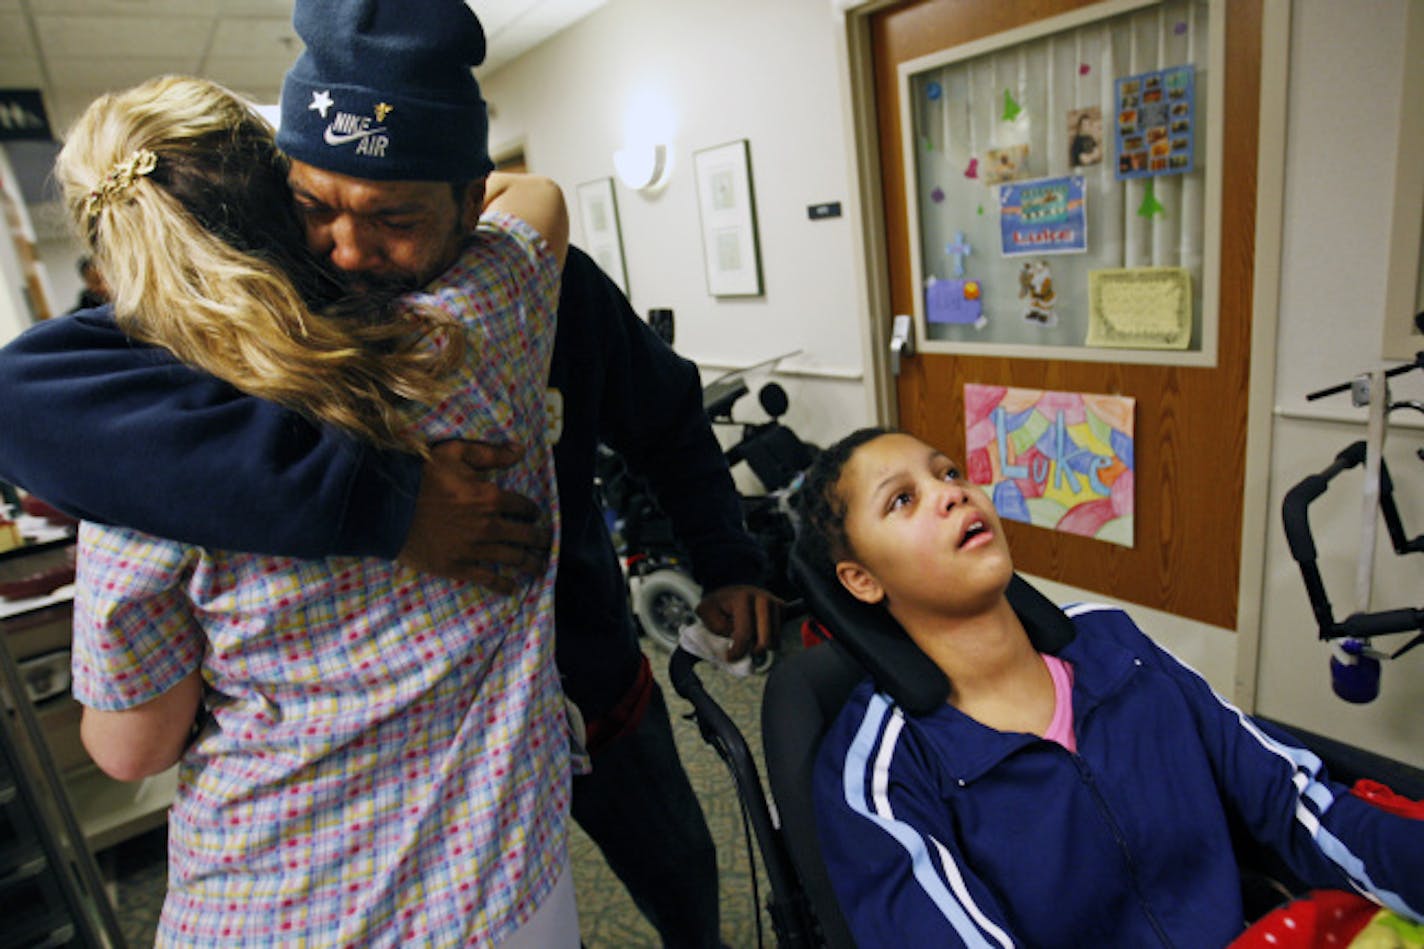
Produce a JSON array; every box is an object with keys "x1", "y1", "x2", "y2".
[{"x1": 0, "y1": 622, "x2": 124, "y2": 948}]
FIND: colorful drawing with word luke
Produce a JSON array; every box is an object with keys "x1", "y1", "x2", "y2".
[
  {"x1": 964, "y1": 384, "x2": 1135, "y2": 547},
  {"x1": 999, "y1": 175, "x2": 1086, "y2": 256},
  {"x1": 1115, "y1": 65, "x2": 1194, "y2": 180}
]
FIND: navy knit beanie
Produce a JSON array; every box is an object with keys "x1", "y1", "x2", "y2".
[{"x1": 276, "y1": 0, "x2": 494, "y2": 182}]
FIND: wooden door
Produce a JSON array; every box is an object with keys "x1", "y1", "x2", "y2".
[{"x1": 869, "y1": 0, "x2": 1262, "y2": 628}]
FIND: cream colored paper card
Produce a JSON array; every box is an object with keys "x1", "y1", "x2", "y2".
[{"x1": 1086, "y1": 267, "x2": 1192, "y2": 349}]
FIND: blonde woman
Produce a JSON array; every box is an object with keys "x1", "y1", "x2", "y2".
[{"x1": 59, "y1": 69, "x2": 575, "y2": 947}]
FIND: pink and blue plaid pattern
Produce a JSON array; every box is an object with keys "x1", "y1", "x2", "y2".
[{"x1": 72, "y1": 214, "x2": 567, "y2": 948}]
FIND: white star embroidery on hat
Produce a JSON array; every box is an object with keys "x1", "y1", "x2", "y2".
[{"x1": 308, "y1": 90, "x2": 334, "y2": 118}]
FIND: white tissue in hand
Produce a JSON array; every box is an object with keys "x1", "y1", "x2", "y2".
[{"x1": 677, "y1": 620, "x2": 753, "y2": 678}]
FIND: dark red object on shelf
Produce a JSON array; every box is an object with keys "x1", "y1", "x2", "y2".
[
  {"x1": 19, "y1": 494, "x2": 80, "y2": 527},
  {"x1": 0, "y1": 547, "x2": 77, "y2": 601}
]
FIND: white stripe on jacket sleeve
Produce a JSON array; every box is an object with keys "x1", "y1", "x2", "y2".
[{"x1": 840, "y1": 693, "x2": 1015, "y2": 949}]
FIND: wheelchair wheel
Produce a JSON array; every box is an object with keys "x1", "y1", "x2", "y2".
[
  {"x1": 630, "y1": 567, "x2": 702, "y2": 653},
  {"x1": 630, "y1": 568, "x2": 777, "y2": 673}
]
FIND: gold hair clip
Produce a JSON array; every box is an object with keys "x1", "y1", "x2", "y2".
[{"x1": 84, "y1": 148, "x2": 158, "y2": 221}]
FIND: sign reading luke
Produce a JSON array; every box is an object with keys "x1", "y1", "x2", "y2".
[{"x1": 964, "y1": 383, "x2": 1135, "y2": 547}]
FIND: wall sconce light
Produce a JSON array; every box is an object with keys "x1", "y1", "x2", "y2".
[{"x1": 613, "y1": 143, "x2": 670, "y2": 193}]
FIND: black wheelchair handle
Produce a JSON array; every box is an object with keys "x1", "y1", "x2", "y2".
[
  {"x1": 1306, "y1": 340, "x2": 1424, "y2": 401},
  {"x1": 1281, "y1": 441, "x2": 1366, "y2": 564},
  {"x1": 668, "y1": 645, "x2": 704, "y2": 703},
  {"x1": 1338, "y1": 607, "x2": 1424, "y2": 641}
]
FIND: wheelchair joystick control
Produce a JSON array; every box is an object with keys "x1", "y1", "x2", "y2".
[{"x1": 1330, "y1": 638, "x2": 1381, "y2": 704}]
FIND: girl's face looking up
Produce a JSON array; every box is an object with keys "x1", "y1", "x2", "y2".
[{"x1": 835, "y1": 433, "x2": 1014, "y2": 621}]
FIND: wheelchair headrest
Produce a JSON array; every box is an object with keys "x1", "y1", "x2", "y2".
[
  {"x1": 787, "y1": 545, "x2": 1076, "y2": 716},
  {"x1": 739, "y1": 423, "x2": 816, "y2": 493}
]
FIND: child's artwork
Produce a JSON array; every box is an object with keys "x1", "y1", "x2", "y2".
[
  {"x1": 1115, "y1": 65, "x2": 1194, "y2": 179},
  {"x1": 983, "y1": 144, "x2": 1029, "y2": 184},
  {"x1": 926, "y1": 276, "x2": 985, "y2": 327},
  {"x1": 964, "y1": 384, "x2": 1135, "y2": 547},
  {"x1": 999, "y1": 176, "x2": 1087, "y2": 256},
  {"x1": 1017, "y1": 259, "x2": 1057, "y2": 326}
]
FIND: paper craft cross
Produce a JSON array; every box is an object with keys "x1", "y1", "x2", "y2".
[{"x1": 946, "y1": 231, "x2": 972, "y2": 278}]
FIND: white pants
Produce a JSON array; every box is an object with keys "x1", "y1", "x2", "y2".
[{"x1": 496, "y1": 857, "x2": 579, "y2": 949}]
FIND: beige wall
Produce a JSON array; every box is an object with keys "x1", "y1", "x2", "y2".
[
  {"x1": 480, "y1": 0, "x2": 876, "y2": 446},
  {"x1": 1252, "y1": 0, "x2": 1423, "y2": 764}
]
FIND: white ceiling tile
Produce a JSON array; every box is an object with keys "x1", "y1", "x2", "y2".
[
  {"x1": 209, "y1": 15, "x2": 299, "y2": 57},
  {"x1": 467, "y1": 0, "x2": 536, "y2": 38},
  {"x1": 0, "y1": 57, "x2": 44, "y2": 86},
  {"x1": 516, "y1": 0, "x2": 602, "y2": 36},
  {"x1": 0, "y1": 14, "x2": 36, "y2": 57},
  {"x1": 532, "y1": 0, "x2": 606, "y2": 26},
  {"x1": 204, "y1": 56, "x2": 291, "y2": 92},
  {"x1": 8, "y1": 0, "x2": 599, "y2": 160},
  {"x1": 47, "y1": 88, "x2": 117, "y2": 134},
  {"x1": 43, "y1": 57, "x2": 202, "y2": 88},
  {"x1": 474, "y1": 0, "x2": 604, "y2": 73},
  {"x1": 34, "y1": 14, "x2": 213, "y2": 60},
  {"x1": 217, "y1": 0, "x2": 293, "y2": 14},
  {"x1": 35, "y1": 0, "x2": 218, "y2": 14}
]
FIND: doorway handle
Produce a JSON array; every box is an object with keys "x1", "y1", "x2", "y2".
[{"x1": 889, "y1": 314, "x2": 915, "y2": 376}]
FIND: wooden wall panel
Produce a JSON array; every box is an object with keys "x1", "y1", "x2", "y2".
[{"x1": 869, "y1": 0, "x2": 1262, "y2": 629}]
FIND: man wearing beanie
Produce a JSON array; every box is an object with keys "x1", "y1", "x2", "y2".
[{"x1": 0, "y1": 1, "x2": 776, "y2": 946}]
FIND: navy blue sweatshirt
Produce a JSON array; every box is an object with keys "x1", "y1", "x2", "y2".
[{"x1": 0, "y1": 246, "x2": 767, "y2": 719}]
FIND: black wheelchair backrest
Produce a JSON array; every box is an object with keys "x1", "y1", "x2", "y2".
[
  {"x1": 785, "y1": 546, "x2": 1075, "y2": 715},
  {"x1": 762, "y1": 547, "x2": 1077, "y2": 946}
]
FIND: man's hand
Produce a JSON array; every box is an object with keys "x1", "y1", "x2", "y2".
[
  {"x1": 396, "y1": 440, "x2": 552, "y2": 593},
  {"x1": 696, "y1": 585, "x2": 783, "y2": 662}
]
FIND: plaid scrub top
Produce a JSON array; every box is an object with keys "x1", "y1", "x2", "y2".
[{"x1": 71, "y1": 213, "x2": 567, "y2": 948}]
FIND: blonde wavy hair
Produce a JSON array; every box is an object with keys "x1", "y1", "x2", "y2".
[{"x1": 55, "y1": 75, "x2": 464, "y2": 456}]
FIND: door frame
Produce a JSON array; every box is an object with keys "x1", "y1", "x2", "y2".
[{"x1": 831, "y1": 0, "x2": 1293, "y2": 709}]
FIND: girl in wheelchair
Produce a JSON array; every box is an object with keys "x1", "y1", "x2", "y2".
[{"x1": 796, "y1": 427, "x2": 1424, "y2": 948}]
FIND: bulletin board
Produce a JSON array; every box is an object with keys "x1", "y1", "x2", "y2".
[
  {"x1": 898, "y1": 0, "x2": 1222, "y2": 366},
  {"x1": 870, "y1": 0, "x2": 1260, "y2": 629}
]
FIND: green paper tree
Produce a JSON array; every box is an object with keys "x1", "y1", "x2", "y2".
[
  {"x1": 1137, "y1": 179, "x2": 1166, "y2": 218},
  {"x1": 1002, "y1": 89, "x2": 1022, "y2": 122}
]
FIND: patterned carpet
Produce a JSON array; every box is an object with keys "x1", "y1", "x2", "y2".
[{"x1": 102, "y1": 627, "x2": 799, "y2": 948}]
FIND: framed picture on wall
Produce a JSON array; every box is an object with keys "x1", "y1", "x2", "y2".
[
  {"x1": 575, "y1": 177, "x2": 629, "y2": 295},
  {"x1": 693, "y1": 139, "x2": 764, "y2": 297}
]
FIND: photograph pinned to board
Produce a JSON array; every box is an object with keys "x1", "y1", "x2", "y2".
[
  {"x1": 963, "y1": 383, "x2": 1135, "y2": 548},
  {"x1": 999, "y1": 175, "x2": 1087, "y2": 257},
  {"x1": 1067, "y1": 106, "x2": 1104, "y2": 167},
  {"x1": 1114, "y1": 65, "x2": 1195, "y2": 179},
  {"x1": 1086, "y1": 266, "x2": 1193, "y2": 349},
  {"x1": 693, "y1": 139, "x2": 764, "y2": 297},
  {"x1": 575, "y1": 177, "x2": 629, "y2": 295},
  {"x1": 982, "y1": 143, "x2": 1029, "y2": 185}
]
